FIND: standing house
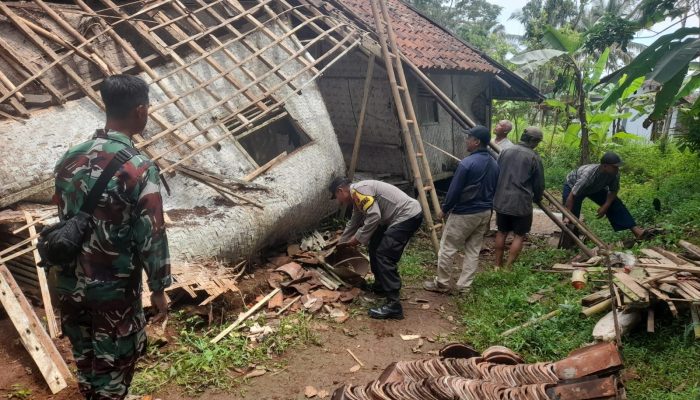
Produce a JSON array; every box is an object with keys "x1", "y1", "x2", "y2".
[{"x1": 318, "y1": 0, "x2": 543, "y2": 184}]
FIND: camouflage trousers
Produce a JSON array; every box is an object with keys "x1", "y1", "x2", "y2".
[{"x1": 59, "y1": 295, "x2": 147, "y2": 400}]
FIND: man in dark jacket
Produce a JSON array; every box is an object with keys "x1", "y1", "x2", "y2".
[
  {"x1": 493, "y1": 127, "x2": 545, "y2": 269},
  {"x1": 423, "y1": 125, "x2": 499, "y2": 294}
]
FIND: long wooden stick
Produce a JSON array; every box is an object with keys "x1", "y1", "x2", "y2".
[
  {"x1": 501, "y1": 309, "x2": 561, "y2": 336},
  {"x1": 24, "y1": 212, "x2": 59, "y2": 338},
  {"x1": 211, "y1": 288, "x2": 281, "y2": 343},
  {"x1": 346, "y1": 348, "x2": 365, "y2": 367},
  {"x1": 0, "y1": 263, "x2": 71, "y2": 393},
  {"x1": 348, "y1": 53, "x2": 375, "y2": 180},
  {"x1": 276, "y1": 295, "x2": 301, "y2": 316}
]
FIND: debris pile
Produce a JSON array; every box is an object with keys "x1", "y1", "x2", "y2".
[
  {"x1": 332, "y1": 342, "x2": 624, "y2": 400},
  {"x1": 549, "y1": 242, "x2": 700, "y2": 340},
  {"x1": 264, "y1": 232, "x2": 368, "y2": 322}
]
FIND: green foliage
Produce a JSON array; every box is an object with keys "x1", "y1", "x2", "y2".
[
  {"x1": 541, "y1": 138, "x2": 700, "y2": 243},
  {"x1": 5, "y1": 385, "x2": 31, "y2": 400},
  {"x1": 676, "y1": 101, "x2": 700, "y2": 153},
  {"x1": 597, "y1": 27, "x2": 700, "y2": 124},
  {"x1": 398, "y1": 236, "x2": 435, "y2": 283},
  {"x1": 131, "y1": 312, "x2": 318, "y2": 395},
  {"x1": 583, "y1": 13, "x2": 638, "y2": 53}
]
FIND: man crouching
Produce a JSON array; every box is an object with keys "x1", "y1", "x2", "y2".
[{"x1": 330, "y1": 177, "x2": 423, "y2": 320}]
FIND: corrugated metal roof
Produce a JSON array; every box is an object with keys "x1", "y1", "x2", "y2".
[{"x1": 338, "y1": 0, "x2": 499, "y2": 73}]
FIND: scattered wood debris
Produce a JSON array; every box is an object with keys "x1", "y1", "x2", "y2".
[{"x1": 556, "y1": 244, "x2": 700, "y2": 340}]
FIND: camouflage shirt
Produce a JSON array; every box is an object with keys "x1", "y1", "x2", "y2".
[{"x1": 53, "y1": 129, "x2": 171, "y2": 309}]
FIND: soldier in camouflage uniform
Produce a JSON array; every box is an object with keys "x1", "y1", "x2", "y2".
[{"x1": 53, "y1": 75, "x2": 171, "y2": 400}]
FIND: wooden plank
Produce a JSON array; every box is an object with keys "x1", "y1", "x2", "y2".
[
  {"x1": 581, "y1": 288, "x2": 611, "y2": 307},
  {"x1": 614, "y1": 272, "x2": 649, "y2": 302},
  {"x1": 692, "y1": 304, "x2": 700, "y2": 339},
  {"x1": 24, "y1": 212, "x2": 59, "y2": 338},
  {"x1": 679, "y1": 240, "x2": 700, "y2": 260},
  {"x1": 0, "y1": 263, "x2": 71, "y2": 393},
  {"x1": 647, "y1": 309, "x2": 655, "y2": 333},
  {"x1": 652, "y1": 247, "x2": 689, "y2": 265},
  {"x1": 243, "y1": 152, "x2": 288, "y2": 182},
  {"x1": 637, "y1": 263, "x2": 700, "y2": 274}
]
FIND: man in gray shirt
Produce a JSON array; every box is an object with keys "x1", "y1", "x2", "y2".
[
  {"x1": 489, "y1": 119, "x2": 514, "y2": 159},
  {"x1": 331, "y1": 177, "x2": 423, "y2": 320},
  {"x1": 563, "y1": 152, "x2": 647, "y2": 239},
  {"x1": 493, "y1": 127, "x2": 545, "y2": 269}
]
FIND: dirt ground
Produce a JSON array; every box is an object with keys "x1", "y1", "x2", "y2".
[
  {"x1": 160, "y1": 287, "x2": 459, "y2": 400},
  {"x1": 0, "y1": 285, "x2": 458, "y2": 400},
  {"x1": 0, "y1": 212, "x2": 560, "y2": 399}
]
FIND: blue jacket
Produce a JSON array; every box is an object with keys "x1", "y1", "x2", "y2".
[{"x1": 442, "y1": 149, "x2": 499, "y2": 215}]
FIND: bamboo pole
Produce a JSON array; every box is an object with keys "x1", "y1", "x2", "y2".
[
  {"x1": 348, "y1": 54, "x2": 376, "y2": 180},
  {"x1": 370, "y1": 0, "x2": 439, "y2": 252}
]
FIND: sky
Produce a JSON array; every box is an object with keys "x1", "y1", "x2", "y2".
[{"x1": 490, "y1": 0, "x2": 699, "y2": 47}]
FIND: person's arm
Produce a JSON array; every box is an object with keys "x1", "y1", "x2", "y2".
[
  {"x1": 339, "y1": 208, "x2": 363, "y2": 244},
  {"x1": 532, "y1": 156, "x2": 545, "y2": 203},
  {"x1": 597, "y1": 191, "x2": 618, "y2": 218},
  {"x1": 354, "y1": 202, "x2": 381, "y2": 245},
  {"x1": 133, "y1": 163, "x2": 171, "y2": 322},
  {"x1": 442, "y1": 162, "x2": 468, "y2": 214}
]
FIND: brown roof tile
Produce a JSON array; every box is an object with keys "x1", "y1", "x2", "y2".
[{"x1": 338, "y1": 0, "x2": 499, "y2": 73}]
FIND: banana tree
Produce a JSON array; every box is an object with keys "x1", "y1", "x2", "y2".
[
  {"x1": 511, "y1": 27, "x2": 610, "y2": 164},
  {"x1": 597, "y1": 27, "x2": 700, "y2": 128}
]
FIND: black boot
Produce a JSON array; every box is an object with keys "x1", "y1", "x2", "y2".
[{"x1": 368, "y1": 300, "x2": 403, "y2": 320}]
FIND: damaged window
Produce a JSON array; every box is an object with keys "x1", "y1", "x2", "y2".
[
  {"x1": 416, "y1": 86, "x2": 439, "y2": 125},
  {"x1": 238, "y1": 116, "x2": 312, "y2": 165}
]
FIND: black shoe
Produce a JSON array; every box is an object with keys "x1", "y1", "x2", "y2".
[{"x1": 368, "y1": 301, "x2": 404, "y2": 320}]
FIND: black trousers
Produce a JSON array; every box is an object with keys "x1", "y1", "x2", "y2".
[{"x1": 368, "y1": 213, "x2": 423, "y2": 302}]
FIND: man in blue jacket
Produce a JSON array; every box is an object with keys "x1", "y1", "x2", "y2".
[{"x1": 423, "y1": 125, "x2": 499, "y2": 294}]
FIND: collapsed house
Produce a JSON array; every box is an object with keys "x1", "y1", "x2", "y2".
[{"x1": 0, "y1": 0, "x2": 541, "y2": 262}]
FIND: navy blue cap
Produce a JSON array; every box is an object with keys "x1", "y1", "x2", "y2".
[{"x1": 465, "y1": 125, "x2": 490, "y2": 145}]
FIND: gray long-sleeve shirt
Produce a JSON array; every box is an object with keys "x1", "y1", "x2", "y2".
[
  {"x1": 339, "y1": 180, "x2": 422, "y2": 245},
  {"x1": 566, "y1": 164, "x2": 620, "y2": 197},
  {"x1": 493, "y1": 143, "x2": 545, "y2": 216}
]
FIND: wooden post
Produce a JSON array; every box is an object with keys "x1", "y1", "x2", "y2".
[
  {"x1": 24, "y1": 212, "x2": 59, "y2": 338},
  {"x1": 0, "y1": 263, "x2": 71, "y2": 393},
  {"x1": 348, "y1": 53, "x2": 375, "y2": 180}
]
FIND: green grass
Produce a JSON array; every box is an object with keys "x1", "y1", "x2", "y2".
[
  {"x1": 398, "y1": 232, "x2": 435, "y2": 284},
  {"x1": 131, "y1": 312, "x2": 319, "y2": 396},
  {"x1": 400, "y1": 239, "x2": 700, "y2": 399}
]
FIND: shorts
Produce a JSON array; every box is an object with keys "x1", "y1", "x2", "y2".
[{"x1": 496, "y1": 212, "x2": 533, "y2": 236}]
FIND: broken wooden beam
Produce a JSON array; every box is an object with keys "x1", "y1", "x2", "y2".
[{"x1": 0, "y1": 262, "x2": 71, "y2": 393}]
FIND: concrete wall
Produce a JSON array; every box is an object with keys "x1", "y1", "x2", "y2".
[
  {"x1": 0, "y1": 22, "x2": 344, "y2": 262},
  {"x1": 318, "y1": 51, "x2": 493, "y2": 182}
]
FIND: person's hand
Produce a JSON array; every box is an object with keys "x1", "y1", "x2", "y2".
[
  {"x1": 596, "y1": 206, "x2": 608, "y2": 218},
  {"x1": 150, "y1": 290, "x2": 169, "y2": 324},
  {"x1": 436, "y1": 210, "x2": 445, "y2": 221}
]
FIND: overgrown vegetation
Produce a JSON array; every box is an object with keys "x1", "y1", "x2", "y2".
[
  {"x1": 131, "y1": 312, "x2": 318, "y2": 395},
  {"x1": 399, "y1": 238, "x2": 700, "y2": 399}
]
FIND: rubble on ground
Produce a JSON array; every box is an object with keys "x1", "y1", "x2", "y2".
[{"x1": 545, "y1": 242, "x2": 700, "y2": 340}]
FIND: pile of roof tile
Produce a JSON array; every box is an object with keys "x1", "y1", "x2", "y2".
[
  {"x1": 332, "y1": 342, "x2": 625, "y2": 400},
  {"x1": 264, "y1": 232, "x2": 369, "y2": 320}
]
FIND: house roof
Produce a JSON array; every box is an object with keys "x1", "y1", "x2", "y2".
[
  {"x1": 337, "y1": 0, "x2": 498, "y2": 73},
  {"x1": 330, "y1": 0, "x2": 543, "y2": 101}
]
